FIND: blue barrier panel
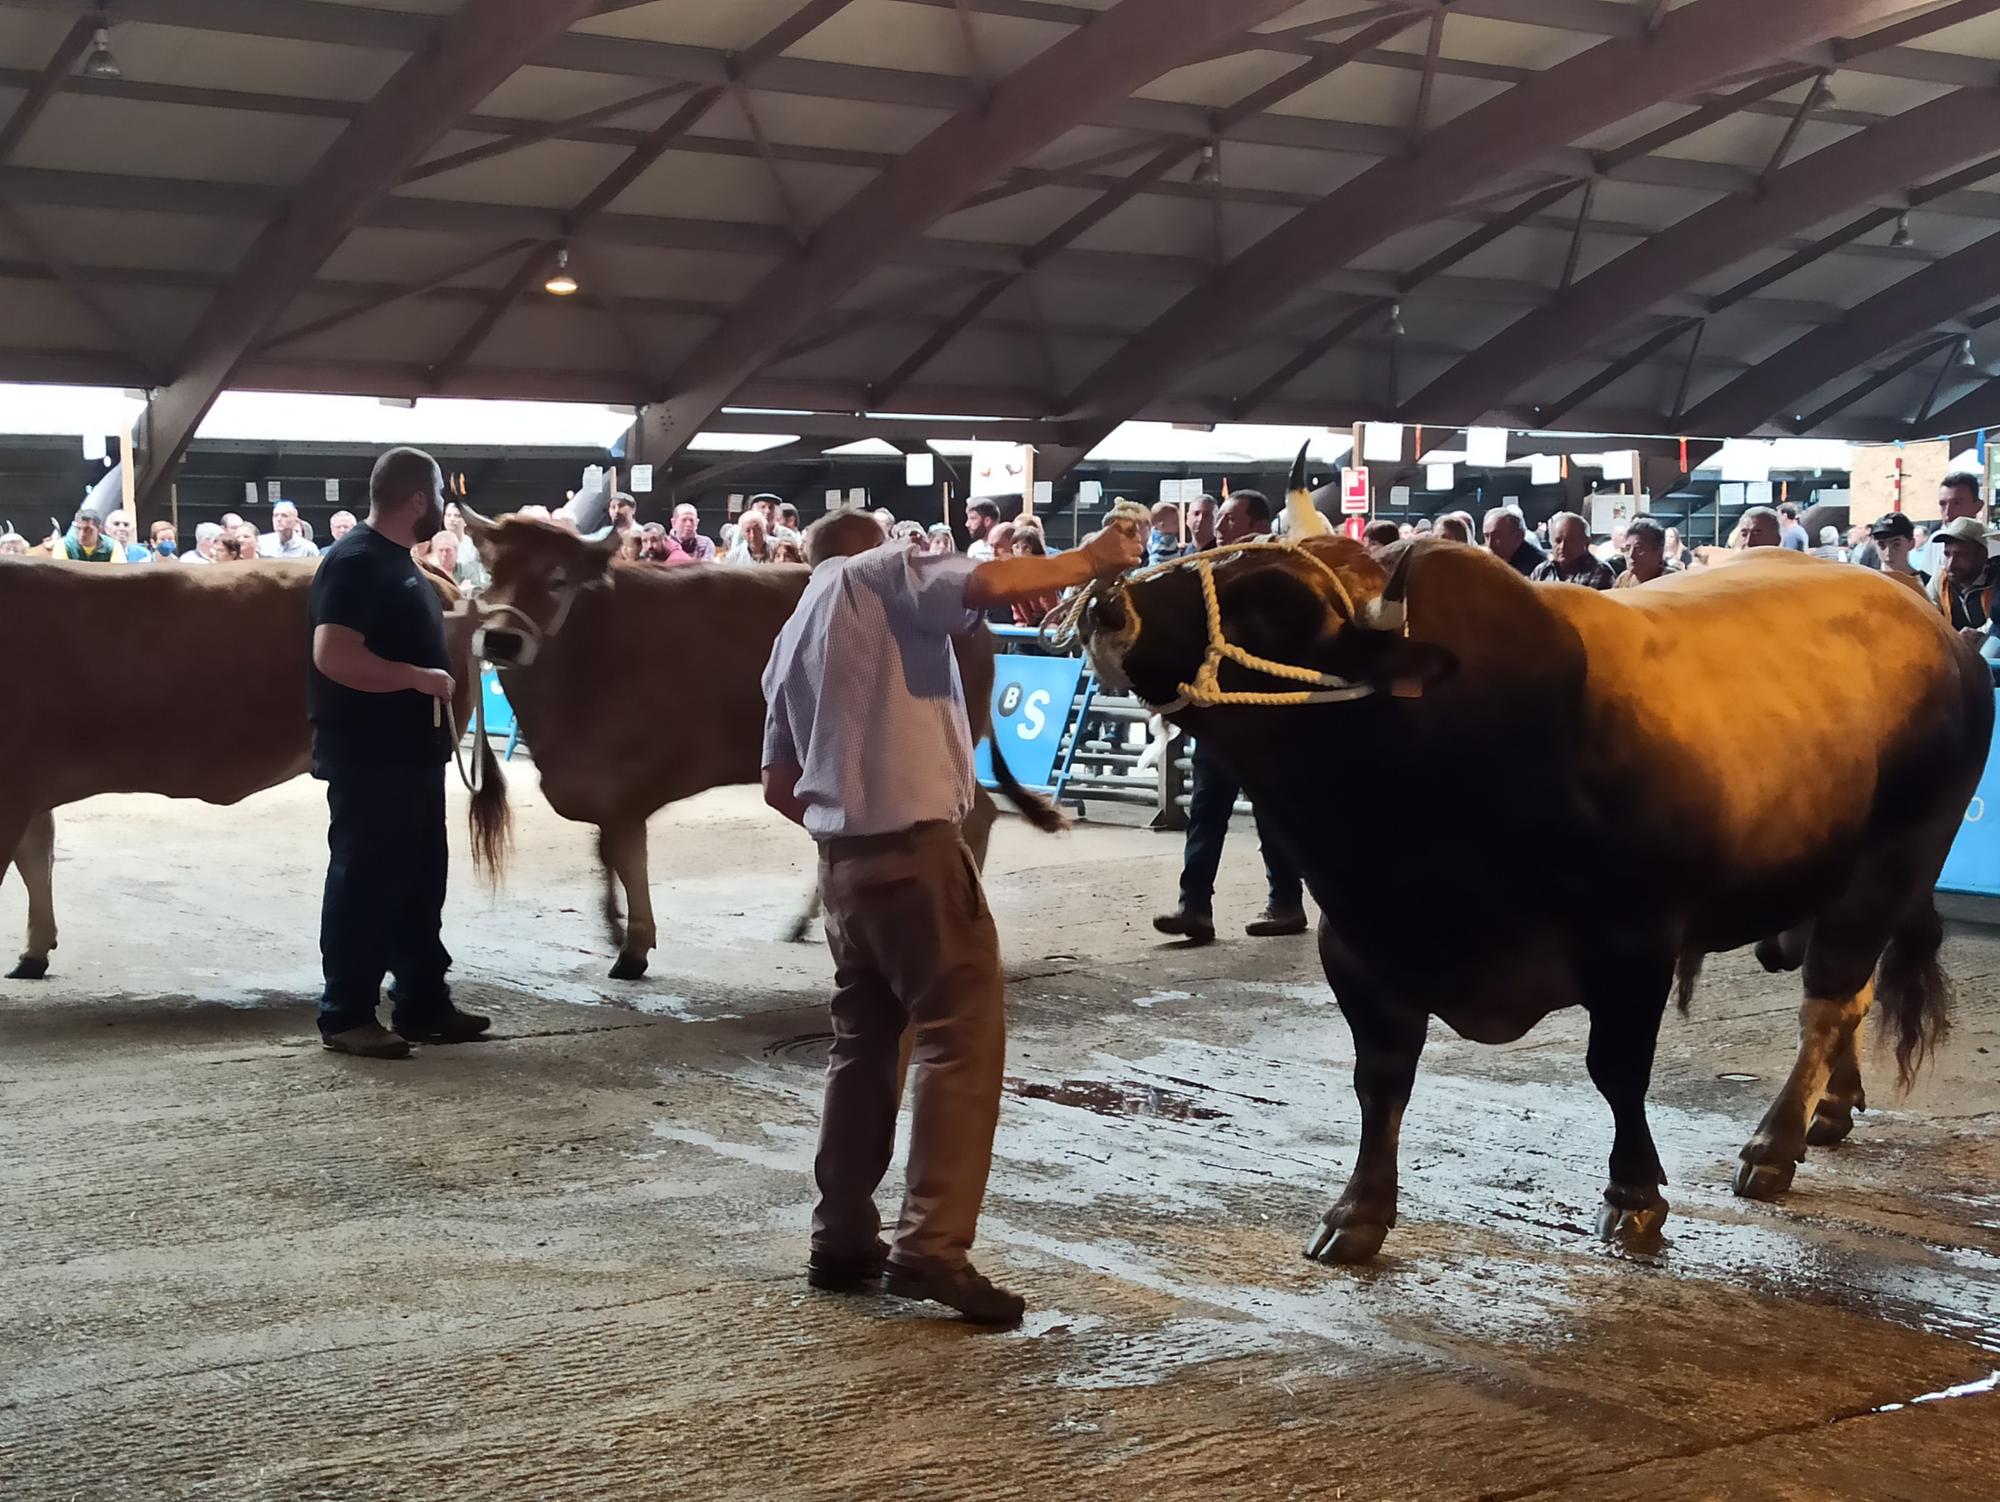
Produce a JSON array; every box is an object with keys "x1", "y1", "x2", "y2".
[
  {"x1": 479, "y1": 667, "x2": 516, "y2": 739},
  {"x1": 1939, "y1": 693, "x2": 2000, "y2": 896},
  {"x1": 976, "y1": 654, "x2": 1085, "y2": 791}
]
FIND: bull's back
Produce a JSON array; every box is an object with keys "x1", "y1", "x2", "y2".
[
  {"x1": 1, "y1": 558, "x2": 317, "y2": 807},
  {"x1": 1544, "y1": 554, "x2": 1984, "y2": 872}
]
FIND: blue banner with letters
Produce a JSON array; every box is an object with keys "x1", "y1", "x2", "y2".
[
  {"x1": 976, "y1": 654, "x2": 1085, "y2": 791},
  {"x1": 1939, "y1": 693, "x2": 2000, "y2": 896}
]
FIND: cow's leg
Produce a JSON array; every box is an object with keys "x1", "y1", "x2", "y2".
[
  {"x1": 1806, "y1": 1014, "x2": 1868, "y2": 1147},
  {"x1": 1584, "y1": 990, "x2": 1672, "y2": 1248},
  {"x1": 8, "y1": 809, "x2": 57, "y2": 980},
  {"x1": 1307, "y1": 969, "x2": 1426, "y2": 1264},
  {"x1": 1735, "y1": 975, "x2": 1875, "y2": 1200},
  {"x1": 599, "y1": 819, "x2": 655, "y2": 981}
]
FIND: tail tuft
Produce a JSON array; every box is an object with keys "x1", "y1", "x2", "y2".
[
  {"x1": 1674, "y1": 947, "x2": 1703, "y2": 1016},
  {"x1": 1877, "y1": 900, "x2": 1952, "y2": 1092},
  {"x1": 467, "y1": 737, "x2": 513, "y2": 885},
  {"x1": 988, "y1": 737, "x2": 1069, "y2": 833}
]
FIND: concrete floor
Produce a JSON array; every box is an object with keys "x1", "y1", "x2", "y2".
[{"x1": 2, "y1": 771, "x2": 1997, "y2": 1501}]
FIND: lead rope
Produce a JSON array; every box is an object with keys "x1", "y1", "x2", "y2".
[{"x1": 1041, "y1": 537, "x2": 1379, "y2": 711}]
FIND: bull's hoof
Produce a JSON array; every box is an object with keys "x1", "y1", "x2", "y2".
[
  {"x1": 1806, "y1": 1100, "x2": 1858, "y2": 1147},
  {"x1": 7, "y1": 955, "x2": 49, "y2": 981},
  {"x1": 1305, "y1": 1214, "x2": 1388, "y2": 1265},
  {"x1": 1732, "y1": 1156, "x2": 1797, "y2": 1201},
  {"x1": 607, "y1": 953, "x2": 649, "y2": 981},
  {"x1": 1595, "y1": 1197, "x2": 1668, "y2": 1249}
]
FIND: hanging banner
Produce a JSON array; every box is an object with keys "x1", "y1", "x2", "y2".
[
  {"x1": 1426, "y1": 462, "x2": 1454, "y2": 493},
  {"x1": 969, "y1": 442, "x2": 1033, "y2": 498},
  {"x1": 905, "y1": 451, "x2": 935, "y2": 487},
  {"x1": 1529, "y1": 454, "x2": 1561, "y2": 486},
  {"x1": 1362, "y1": 422, "x2": 1404, "y2": 464},
  {"x1": 1466, "y1": 426, "x2": 1510, "y2": 467}
]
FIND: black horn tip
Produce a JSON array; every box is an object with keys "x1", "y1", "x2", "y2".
[{"x1": 1289, "y1": 441, "x2": 1310, "y2": 495}]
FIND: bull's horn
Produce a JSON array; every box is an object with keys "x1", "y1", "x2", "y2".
[
  {"x1": 460, "y1": 504, "x2": 500, "y2": 532},
  {"x1": 1287, "y1": 441, "x2": 1309, "y2": 501},
  {"x1": 582, "y1": 525, "x2": 617, "y2": 544},
  {"x1": 1365, "y1": 547, "x2": 1415, "y2": 633}
]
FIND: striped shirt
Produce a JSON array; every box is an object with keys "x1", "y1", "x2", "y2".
[{"x1": 762, "y1": 546, "x2": 980, "y2": 839}]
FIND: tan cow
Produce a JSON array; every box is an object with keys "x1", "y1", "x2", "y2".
[
  {"x1": 0, "y1": 555, "x2": 493, "y2": 979},
  {"x1": 461, "y1": 513, "x2": 1062, "y2": 979}
]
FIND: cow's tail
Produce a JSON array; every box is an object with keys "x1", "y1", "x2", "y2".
[
  {"x1": 987, "y1": 737, "x2": 1068, "y2": 833},
  {"x1": 1876, "y1": 897, "x2": 1952, "y2": 1091},
  {"x1": 596, "y1": 829, "x2": 627, "y2": 950},
  {"x1": 1673, "y1": 947, "x2": 1703, "y2": 1017},
  {"x1": 467, "y1": 736, "x2": 513, "y2": 884}
]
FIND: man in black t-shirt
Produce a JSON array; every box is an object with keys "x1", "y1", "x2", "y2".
[{"x1": 309, "y1": 446, "x2": 489, "y2": 1058}]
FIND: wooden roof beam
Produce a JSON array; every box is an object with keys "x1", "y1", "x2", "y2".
[{"x1": 132, "y1": 0, "x2": 603, "y2": 517}]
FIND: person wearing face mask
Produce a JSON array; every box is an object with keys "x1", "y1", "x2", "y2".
[{"x1": 308, "y1": 446, "x2": 488, "y2": 1059}]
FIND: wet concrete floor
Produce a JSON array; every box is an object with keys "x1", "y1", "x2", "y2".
[{"x1": 2, "y1": 773, "x2": 1997, "y2": 1500}]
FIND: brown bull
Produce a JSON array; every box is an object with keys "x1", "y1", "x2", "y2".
[
  {"x1": 1079, "y1": 489, "x2": 1991, "y2": 1262},
  {"x1": 460, "y1": 514, "x2": 1062, "y2": 979},
  {"x1": 0, "y1": 556, "x2": 491, "y2": 980}
]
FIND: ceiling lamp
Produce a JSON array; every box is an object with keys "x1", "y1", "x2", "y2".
[
  {"x1": 1387, "y1": 302, "x2": 1407, "y2": 338},
  {"x1": 1890, "y1": 212, "x2": 1915, "y2": 250},
  {"x1": 81, "y1": 25, "x2": 121, "y2": 80},
  {"x1": 544, "y1": 246, "x2": 579, "y2": 296},
  {"x1": 1962, "y1": 336, "x2": 1979, "y2": 368},
  {"x1": 1191, "y1": 140, "x2": 1220, "y2": 187}
]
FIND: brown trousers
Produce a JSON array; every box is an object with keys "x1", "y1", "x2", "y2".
[{"x1": 813, "y1": 820, "x2": 1005, "y2": 1268}]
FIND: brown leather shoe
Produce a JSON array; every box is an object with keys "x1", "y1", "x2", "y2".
[
  {"x1": 1151, "y1": 908, "x2": 1216, "y2": 945},
  {"x1": 1245, "y1": 907, "x2": 1309, "y2": 938},
  {"x1": 321, "y1": 1022, "x2": 412, "y2": 1059},
  {"x1": 884, "y1": 1258, "x2": 1025, "y2": 1325}
]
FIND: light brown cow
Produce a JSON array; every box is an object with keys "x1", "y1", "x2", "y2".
[
  {"x1": 0, "y1": 555, "x2": 492, "y2": 979},
  {"x1": 461, "y1": 513, "x2": 1062, "y2": 979}
]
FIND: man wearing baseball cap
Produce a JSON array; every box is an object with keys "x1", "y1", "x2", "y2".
[
  {"x1": 1928, "y1": 515, "x2": 1996, "y2": 639},
  {"x1": 1868, "y1": 512, "x2": 1929, "y2": 598}
]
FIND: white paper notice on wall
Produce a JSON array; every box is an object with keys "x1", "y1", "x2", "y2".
[
  {"x1": 1466, "y1": 426, "x2": 1510, "y2": 467},
  {"x1": 629, "y1": 464, "x2": 654, "y2": 493},
  {"x1": 324, "y1": 479, "x2": 340, "y2": 504},
  {"x1": 1718, "y1": 482, "x2": 1746, "y2": 508},
  {"x1": 1590, "y1": 492, "x2": 1639, "y2": 535},
  {"x1": 1079, "y1": 480, "x2": 1103, "y2": 506},
  {"x1": 1529, "y1": 454, "x2": 1561, "y2": 486},
  {"x1": 847, "y1": 487, "x2": 867, "y2": 507},
  {"x1": 905, "y1": 451, "x2": 934, "y2": 487},
  {"x1": 1426, "y1": 463, "x2": 1454, "y2": 492},
  {"x1": 243, "y1": 481, "x2": 258, "y2": 505},
  {"x1": 267, "y1": 479, "x2": 282, "y2": 502},
  {"x1": 1389, "y1": 485, "x2": 1412, "y2": 509},
  {"x1": 1032, "y1": 481, "x2": 1053, "y2": 507},
  {"x1": 1362, "y1": 422, "x2": 1404, "y2": 464},
  {"x1": 1746, "y1": 481, "x2": 1775, "y2": 507}
]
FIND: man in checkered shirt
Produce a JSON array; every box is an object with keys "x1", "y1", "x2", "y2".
[{"x1": 762, "y1": 508, "x2": 1140, "y2": 1325}]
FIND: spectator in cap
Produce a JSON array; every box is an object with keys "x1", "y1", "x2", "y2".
[
  {"x1": 1929, "y1": 516, "x2": 1994, "y2": 638},
  {"x1": 925, "y1": 523, "x2": 956, "y2": 555},
  {"x1": 1867, "y1": 513, "x2": 1928, "y2": 597},
  {"x1": 608, "y1": 492, "x2": 638, "y2": 538}
]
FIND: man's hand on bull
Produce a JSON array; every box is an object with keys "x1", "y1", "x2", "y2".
[
  {"x1": 1082, "y1": 519, "x2": 1145, "y2": 578},
  {"x1": 964, "y1": 522, "x2": 1142, "y2": 610}
]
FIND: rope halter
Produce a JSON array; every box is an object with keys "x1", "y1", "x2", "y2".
[{"x1": 1047, "y1": 536, "x2": 1411, "y2": 715}]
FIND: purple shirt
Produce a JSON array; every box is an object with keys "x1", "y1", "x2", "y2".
[{"x1": 762, "y1": 546, "x2": 980, "y2": 839}]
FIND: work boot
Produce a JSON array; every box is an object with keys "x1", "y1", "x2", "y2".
[
  {"x1": 1245, "y1": 906, "x2": 1309, "y2": 938},
  {"x1": 322, "y1": 1022, "x2": 412, "y2": 1060},
  {"x1": 884, "y1": 1258, "x2": 1026, "y2": 1326},
  {"x1": 1152, "y1": 908, "x2": 1216, "y2": 946},
  {"x1": 396, "y1": 1006, "x2": 492, "y2": 1044},
  {"x1": 807, "y1": 1239, "x2": 890, "y2": 1294}
]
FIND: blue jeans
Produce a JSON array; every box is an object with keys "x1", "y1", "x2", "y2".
[
  {"x1": 317, "y1": 762, "x2": 453, "y2": 1036},
  {"x1": 1177, "y1": 743, "x2": 1303, "y2": 917}
]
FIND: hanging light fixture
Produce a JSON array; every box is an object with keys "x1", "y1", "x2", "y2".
[
  {"x1": 1961, "y1": 336, "x2": 1978, "y2": 369},
  {"x1": 1387, "y1": 302, "x2": 1407, "y2": 338},
  {"x1": 544, "y1": 246, "x2": 579, "y2": 296},
  {"x1": 81, "y1": 24, "x2": 121, "y2": 80},
  {"x1": 1890, "y1": 211, "x2": 1915, "y2": 250},
  {"x1": 1191, "y1": 139, "x2": 1220, "y2": 187}
]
